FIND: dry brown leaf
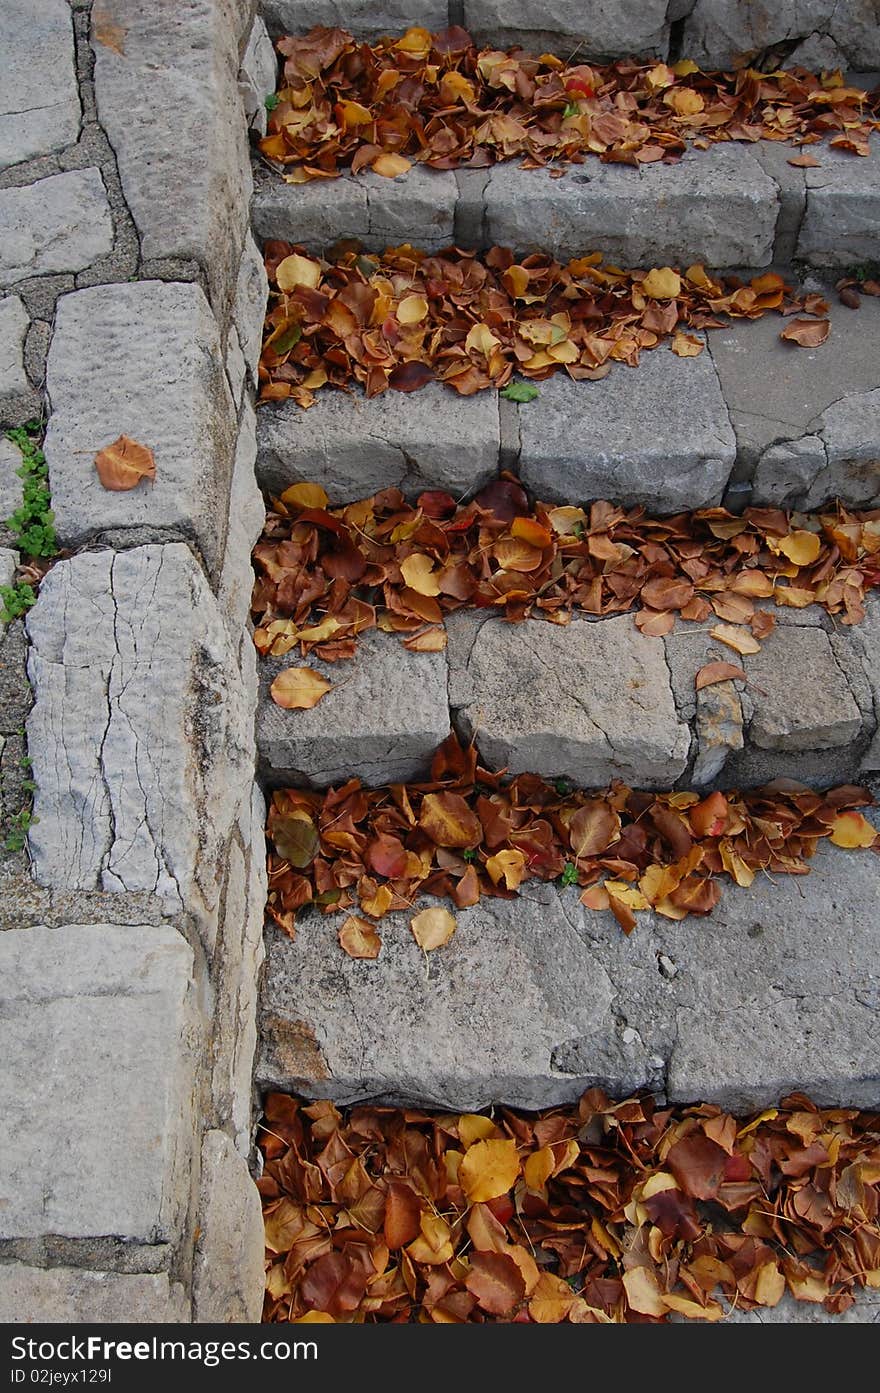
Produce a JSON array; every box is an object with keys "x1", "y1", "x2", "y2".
[
  {"x1": 695, "y1": 661, "x2": 747, "y2": 690},
  {"x1": 709, "y1": 623, "x2": 762, "y2": 656},
  {"x1": 338, "y1": 915, "x2": 382, "y2": 959},
  {"x1": 780, "y1": 318, "x2": 830, "y2": 347},
  {"x1": 94, "y1": 435, "x2": 156, "y2": 491},
  {"x1": 270, "y1": 667, "x2": 331, "y2": 709}
]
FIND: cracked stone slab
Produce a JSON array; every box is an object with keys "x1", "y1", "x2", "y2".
[
  {"x1": 0, "y1": 922, "x2": 196, "y2": 1242},
  {"x1": 0, "y1": 0, "x2": 80, "y2": 171},
  {"x1": 516, "y1": 345, "x2": 735, "y2": 510},
  {"x1": 797, "y1": 145, "x2": 880, "y2": 269},
  {"x1": 258, "y1": 629, "x2": 450, "y2": 787},
  {"x1": 257, "y1": 840, "x2": 880, "y2": 1110},
  {"x1": 261, "y1": 0, "x2": 448, "y2": 40},
  {"x1": 256, "y1": 383, "x2": 500, "y2": 502},
  {"x1": 233, "y1": 232, "x2": 270, "y2": 382},
  {"x1": 483, "y1": 146, "x2": 779, "y2": 267},
  {"x1": 0, "y1": 296, "x2": 39, "y2": 427},
  {"x1": 192, "y1": 1130, "x2": 266, "y2": 1323},
  {"x1": 251, "y1": 161, "x2": 457, "y2": 254},
  {"x1": 718, "y1": 1290, "x2": 880, "y2": 1324},
  {"x1": 0, "y1": 170, "x2": 114, "y2": 288},
  {"x1": 45, "y1": 281, "x2": 237, "y2": 575},
  {"x1": 462, "y1": 0, "x2": 670, "y2": 58},
  {"x1": 681, "y1": 1, "x2": 880, "y2": 71},
  {"x1": 0, "y1": 1267, "x2": 190, "y2": 1323},
  {"x1": 447, "y1": 612, "x2": 691, "y2": 788},
  {"x1": 855, "y1": 600, "x2": 880, "y2": 772},
  {"x1": 92, "y1": 0, "x2": 252, "y2": 315},
  {"x1": 26, "y1": 546, "x2": 254, "y2": 946},
  {"x1": 239, "y1": 14, "x2": 278, "y2": 137}
]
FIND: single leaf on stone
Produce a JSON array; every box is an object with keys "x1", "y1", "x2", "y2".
[
  {"x1": 272, "y1": 811, "x2": 320, "y2": 868},
  {"x1": 276, "y1": 253, "x2": 323, "y2": 291},
  {"x1": 281, "y1": 481, "x2": 329, "y2": 509},
  {"x1": 829, "y1": 811, "x2": 877, "y2": 848},
  {"x1": 270, "y1": 667, "x2": 331, "y2": 709},
  {"x1": 641, "y1": 267, "x2": 681, "y2": 299},
  {"x1": 410, "y1": 905, "x2": 456, "y2": 951},
  {"x1": 788, "y1": 152, "x2": 821, "y2": 167},
  {"x1": 459, "y1": 1138, "x2": 520, "y2": 1202},
  {"x1": 94, "y1": 434, "x2": 156, "y2": 491},
  {"x1": 372, "y1": 152, "x2": 411, "y2": 177},
  {"x1": 780, "y1": 318, "x2": 830, "y2": 347},
  {"x1": 402, "y1": 626, "x2": 447, "y2": 651},
  {"x1": 500, "y1": 381, "x2": 540, "y2": 403},
  {"x1": 419, "y1": 791, "x2": 482, "y2": 848},
  {"x1": 695, "y1": 661, "x2": 747, "y2": 690},
  {"x1": 670, "y1": 331, "x2": 704, "y2": 357},
  {"x1": 709, "y1": 623, "x2": 761, "y2": 655},
  {"x1": 778, "y1": 529, "x2": 822, "y2": 565},
  {"x1": 338, "y1": 915, "x2": 382, "y2": 959}
]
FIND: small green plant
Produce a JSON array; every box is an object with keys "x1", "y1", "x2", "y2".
[
  {"x1": 554, "y1": 777, "x2": 572, "y2": 796},
  {"x1": 265, "y1": 92, "x2": 280, "y2": 111},
  {"x1": 0, "y1": 581, "x2": 36, "y2": 624},
  {"x1": 563, "y1": 101, "x2": 579, "y2": 117},
  {"x1": 500, "y1": 380, "x2": 540, "y2": 404},
  {"x1": 463, "y1": 847, "x2": 477, "y2": 862},
  {"x1": 559, "y1": 861, "x2": 579, "y2": 888},
  {"x1": 4, "y1": 807, "x2": 36, "y2": 854},
  {"x1": 4, "y1": 423, "x2": 57, "y2": 560}
]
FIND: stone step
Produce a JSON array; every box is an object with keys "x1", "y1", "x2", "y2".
[
  {"x1": 256, "y1": 832, "x2": 880, "y2": 1112},
  {"x1": 255, "y1": 286, "x2": 880, "y2": 514},
  {"x1": 252, "y1": 144, "x2": 880, "y2": 271},
  {"x1": 257, "y1": 596, "x2": 880, "y2": 792},
  {"x1": 260, "y1": 2, "x2": 880, "y2": 71}
]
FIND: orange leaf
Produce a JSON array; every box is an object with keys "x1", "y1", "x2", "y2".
[
  {"x1": 419, "y1": 791, "x2": 482, "y2": 848},
  {"x1": 270, "y1": 667, "x2": 331, "y2": 709},
  {"x1": 338, "y1": 915, "x2": 382, "y2": 959},
  {"x1": 94, "y1": 434, "x2": 156, "y2": 491},
  {"x1": 780, "y1": 318, "x2": 830, "y2": 347},
  {"x1": 829, "y1": 811, "x2": 877, "y2": 848},
  {"x1": 695, "y1": 661, "x2": 747, "y2": 690},
  {"x1": 459, "y1": 1139, "x2": 521, "y2": 1202}
]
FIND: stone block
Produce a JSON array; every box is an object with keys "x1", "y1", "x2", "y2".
[
  {"x1": 251, "y1": 162, "x2": 457, "y2": 255},
  {"x1": 233, "y1": 233, "x2": 269, "y2": 381},
  {"x1": 483, "y1": 146, "x2": 779, "y2": 267},
  {"x1": 744, "y1": 627, "x2": 863, "y2": 751},
  {"x1": 0, "y1": 1266, "x2": 190, "y2": 1323},
  {"x1": 797, "y1": 147, "x2": 880, "y2": 268},
  {"x1": 516, "y1": 348, "x2": 735, "y2": 510},
  {"x1": 0, "y1": 171, "x2": 114, "y2": 288},
  {"x1": 258, "y1": 629, "x2": 450, "y2": 786},
  {"x1": 0, "y1": 436, "x2": 23, "y2": 521},
  {"x1": 239, "y1": 14, "x2": 278, "y2": 136},
  {"x1": 258, "y1": 841, "x2": 880, "y2": 1110},
  {"x1": 26, "y1": 546, "x2": 254, "y2": 946},
  {"x1": 0, "y1": 922, "x2": 196, "y2": 1241},
  {"x1": 192, "y1": 1131, "x2": 265, "y2": 1323},
  {"x1": 256, "y1": 383, "x2": 500, "y2": 502},
  {"x1": 854, "y1": 600, "x2": 880, "y2": 772},
  {"x1": 0, "y1": 0, "x2": 80, "y2": 171},
  {"x1": 0, "y1": 296, "x2": 39, "y2": 427},
  {"x1": 92, "y1": 0, "x2": 252, "y2": 316},
  {"x1": 462, "y1": 0, "x2": 670, "y2": 57},
  {"x1": 448, "y1": 613, "x2": 691, "y2": 787},
  {"x1": 219, "y1": 400, "x2": 265, "y2": 646},
  {"x1": 681, "y1": 0, "x2": 880, "y2": 70},
  {"x1": 45, "y1": 281, "x2": 237, "y2": 574},
  {"x1": 260, "y1": 0, "x2": 448, "y2": 39}
]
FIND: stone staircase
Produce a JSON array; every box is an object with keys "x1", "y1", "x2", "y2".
[{"x1": 248, "y1": 1, "x2": 880, "y2": 1318}]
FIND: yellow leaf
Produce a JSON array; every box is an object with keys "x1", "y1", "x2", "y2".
[
  {"x1": 360, "y1": 883, "x2": 393, "y2": 918},
  {"x1": 269, "y1": 667, "x2": 331, "y2": 709},
  {"x1": 709, "y1": 622, "x2": 762, "y2": 655},
  {"x1": 459, "y1": 1138, "x2": 521, "y2": 1202},
  {"x1": 372, "y1": 152, "x2": 411, "y2": 178},
  {"x1": 293, "y1": 1311, "x2": 335, "y2": 1323},
  {"x1": 485, "y1": 848, "x2": 526, "y2": 889},
  {"x1": 529, "y1": 1271, "x2": 577, "y2": 1323},
  {"x1": 645, "y1": 63, "x2": 675, "y2": 91},
  {"x1": 409, "y1": 906, "x2": 456, "y2": 951},
  {"x1": 440, "y1": 70, "x2": 475, "y2": 103},
  {"x1": 407, "y1": 1212, "x2": 453, "y2": 1265},
  {"x1": 400, "y1": 552, "x2": 440, "y2": 596},
  {"x1": 670, "y1": 331, "x2": 704, "y2": 357},
  {"x1": 524, "y1": 1146, "x2": 554, "y2": 1190},
  {"x1": 338, "y1": 915, "x2": 382, "y2": 959},
  {"x1": 604, "y1": 881, "x2": 649, "y2": 910},
  {"x1": 664, "y1": 87, "x2": 705, "y2": 115},
  {"x1": 459, "y1": 1114, "x2": 497, "y2": 1147},
  {"x1": 338, "y1": 99, "x2": 372, "y2": 127},
  {"x1": 548, "y1": 505, "x2": 587, "y2": 535},
  {"x1": 778, "y1": 530, "x2": 822, "y2": 565},
  {"x1": 276, "y1": 253, "x2": 322, "y2": 291},
  {"x1": 754, "y1": 1261, "x2": 785, "y2": 1307},
  {"x1": 296, "y1": 616, "x2": 342, "y2": 643},
  {"x1": 503, "y1": 265, "x2": 530, "y2": 297},
  {"x1": 94, "y1": 434, "x2": 156, "y2": 492},
  {"x1": 737, "y1": 1107, "x2": 778, "y2": 1137},
  {"x1": 661, "y1": 1292, "x2": 725, "y2": 1321},
  {"x1": 465, "y1": 322, "x2": 500, "y2": 356},
  {"x1": 773, "y1": 584, "x2": 816, "y2": 608},
  {"x1": 829, "y1": 811, "x2": 877, "y2": 848},
  {"x1": 280, "y1": 481, "x2": 329, "y2": 510},
  {"x1": 641, "y1": 267, "x2": 682, "y2": 299},
  {"x1": 397, "y1": 293, "x2": 429, "y2": 325},
  {"x1": 672, "y1": 58, "x2": 700, "y2": 76},
  {"x1": 623, "y1": 1266, "x2": 666, "y2": 1317}
]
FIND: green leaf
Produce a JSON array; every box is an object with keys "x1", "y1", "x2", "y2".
[
  {"x1": 264, "y1": 92, "x2": 280, "y2": 111},
  {"x1": 563, "y1": 102, "x2": 579, "y2": 117},
  {"x1": 500, "y1": 381, "x2": 540, "y2": 403},
  {"x1": 559, "y1": 862, "x2": 579, "y2": 888}
]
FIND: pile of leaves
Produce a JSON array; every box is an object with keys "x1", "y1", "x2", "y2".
[
  {"x1": 265, "y1": 732, "x2": 879, "y2": 942},
  {"x1": 260, "y1": 25, "x2": 879, "y2": 184},
  {"x1": 259, "y1": 243, "x2": 840, "y2": 404},
  {"x1": 259, "y1": 1088, "x2": 880, "y2": 1322},
  {"x1": 253, "y1": 483, "x2": 880, "y2": 671}
]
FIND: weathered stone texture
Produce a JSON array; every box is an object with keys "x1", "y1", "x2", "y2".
[
  {"x1": 483, "y1": 147, "x2": 778, "y2": 267},
  {"x1": 797, "y1": 147, "x2": 880, "y2": 268},
  {"x1": 239, "y1": 15, "x2": 278, "y2": 136},
  {"x1": 192, "y1": 1131, "x2": 265, "y2": 1323},
  {"x1": 0, "y1": 1267, "x2": 190, "y2": 1324},
  {"x1": 26, "y1": 546, "x2": 253, "y2": 945},
  {"x1": 745, "y1": 628, "x2": 863, "y2": 753},
  {"x1": 463, "y1": 0, "x2": 670, "y2": 56},
  {"x1": 256, "y1": 383, "x2": 500, "y2": 502},
  {"x1": 251, "y1": 162, "x2": 457, "y2": 254},
  {"x1": 516, "y1": 348, "x2": 735, "y2": 510},
  {"x1": 448, "y1": 614, "x2": 691, "y2": 788},
  {"x1": 233, "y1": 233, "x2": 269, "y2": 381},
  {"x1": 0, "y1": 171, "x2": 114, "y2": 288},
  {"x1": 855, "y1": 601, "x2": 880, "y2": 772},
  {"x1": 219, "y1": 400, "x2": 265, "y2": 645},
  {"x1": 261, "y1": 0, "x2": 447, "y2": 39},
  {"x1": 0, "y1": 0, "x2": 80, "y2": 171},
  {"x1": 259, "y1": 630, "x2": 450, "y2": 786},
  {"x1": 0, "y1": 923, "x2": 196, "y2": 1241},
  {"x1": 92, "y1": 0, "x2": 252, "y2": 314},
  {"x1": 0, "y1": 297, "x2": 39, "y2": 427},
  {"x1": 45, "y1": 281, "x2": 236, "y2": 574},
  {"x1": 682, "y1": 0, "x2": 880, "y2": 70}
]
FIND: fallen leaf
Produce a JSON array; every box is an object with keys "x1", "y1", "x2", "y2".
[
  {"x1": 338, "y1": 915, "x2": 382, "y2": 959},
  {"x1": 459, "y1": 1139, "x2": 521, "y2": 1202},
  {"x1": 281, "y1": 481, "x2": 329, "y2": 509},
  {"x1": 787, "y1": 152, "x2": 821, "y2": 167},
  {"x1": 270, "y1": 667, "x2": 332, "y2": 709},
  {"x1": 829, "y1": 811, "x2": 877, "y2": 848},
  {"x1": 94, "y1": 435, "x2": 156, "y2": 491},
  {"x1": 778, "y1": 529, "x2": 822, "y2": 565},
  {"x1": 780, "y1": 318, "x2": 830, "y2": 347},
  {"x1": 409, "y1": 905, "x2": 457, "y2": 951},
  {"x1": 709, "y1": 623, "x2": 762, "y2": 655},
  {"x1": 276, "y1": 253, "x2": 323, "y2": 291},
  {"x1": 695, "y1": 661, "x2": 747, "y2": 689},
  {"x1": 641, "y1": 267, "x2": 681, "y2": 299}
]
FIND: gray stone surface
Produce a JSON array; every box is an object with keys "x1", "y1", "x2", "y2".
[
  {"x1": 0, "y1": 171, "x2": 114, "y2": 288},
  {"x1": 256, "y1": 383, "x2": 500, "y2": 503},
  {"x1": 797, "y1": 146, "x2": 880, "y2": 268},
  {"x1": 0, "y1": 922, "x2": 196, "y2": 1241},
  {"x1": 226, "y1": 324, "x2": 247, "y2": 408},
  {"x1": 233, "y1": 232, "x2": 269, "y2": 381},
  {"x1": 45, "y1": 281, "x2": 236, "y2": 574},
  {"x1": 855, "y1": 600, "x2": 880, "y2": 772},
  {"x1": 251, "y1": 161, "x2": 457, "y2": 255},
  {"x1": 692, "y1": 680, "x2": 744, "y2": 787},
  {"x1": 0, "y1": 296, "x2": 38, "y2": 427},
  {"x1": 258, "y1": 843, "x2": 880, "y2": 1110},
  {"x1": 516, "y1": 346, "x2": 735, "y2": 510},
  {"x1": 192, "y1": 1130, "x2": 265, "y2": 1323},
  {"x1": 448, "y1": 613, "x2": 691, "y2": 787},
  {"x1": 239, "y1": 14, "x2": 277, "y2": 137},
  {"x1": 0, "y1": 549, "x2": 15, "y2": 599},
  {"x1": 219, "y1": 400, "x2": 265, "y2": 645},
  {"x1": 261, "y1": 0, "x2": 447, "y2": 39},
  {"x1": 0, "y1": 1266, "x2": 190, "y2": 1324},
  {"x1": 744, "y1": 627, "x2": 863, "y2": 750},
  {"x1": 26, "y1": 546, "x2": 253, "y2": 947},
  {"x1": 92, "y1": 0, "x2": 252, "y2": 315},
  {"x1": 259, "y1": 629, "x2": 450, "y2": 786},
  {"x1": 718, "y1": 1291, "x2": 880, "y2": 1324},
  {"x1": 0, "y1": 0, "x2": 80, "y2": 172},
  {"x1": 463, "y1": 0, "x2": 670, "y2": 57},
  {"x1": 483, "y1": 147, "x2": 779, "y2": 268},
  {"x1": 682, "y1": 0, "x2": 880, "y2": 70},
  {"x1": 0, "y1": 437, "x2": 23, "y2": 523}
]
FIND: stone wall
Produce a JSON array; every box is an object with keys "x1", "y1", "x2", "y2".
[{"x1": 0, "y1": 0, "x2": 272, "y2": 1323}]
